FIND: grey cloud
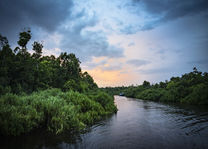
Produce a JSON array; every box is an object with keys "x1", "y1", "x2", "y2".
[
  {"x1": 84, "y1": 60, "x2": 122, "y2": 71},
  {"x1": 84, "y1": 60, "x2": 107, "y2": 70},
  {"x1": 129, "y1": 0, "x2": 208, "y2": 30},
  {"x1": 120, "y1": 71, "x2": 128, "y2": 74},
  {"x1": 120, "y1": 21, "x2": 157, "y2": 33},
  {"x1": 188, "y1": 59, "x2": 208, "y2": 65},
  {"x1": 120, "y1": 24, "x2": 140, "y2": 34},
  {"x1": 134, "y1": 0, "x2": 208, "y2": 20},
  {"x1": 102, "y1": 64, "x2": 122, "y2": 71},
  {"x1": 0, "y1": 0, "x2": 73, "y2": 40},
  {"x1": 128, "y1": 42, "x2": 135, "y2": 47},
  {"x1": 137, "y1": 67, "x2": 172, "y2": 74},
  {"x1": 140, "y1": 21, "x2": 158, "y2": 31},
  {"x1": 0, "y1": 0, "x2": 124, "y2": 62},
  {"x1": 155, "y1": 49, "x2": 165, "y2": 55},
  {"x1": 127, "y1": 59, "x2": 151, "y2": 67},
  {"x1": 60, "y1": 13, "x2": 124, "y2": 62}
]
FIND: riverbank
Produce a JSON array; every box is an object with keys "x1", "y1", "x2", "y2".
[
  {"x1": 1, "y1": 96, "x2": 208, "y2": 149},
  {"x1": 102, "y1": 68, "x2": 208, "y2": 105},
  {"x1": 0, "y1": 89, "x2": 117, "y2": 136}
]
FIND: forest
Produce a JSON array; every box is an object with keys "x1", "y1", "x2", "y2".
[
  {"x1": 102, "y1": 68, "x2": 208, "y2": 105},
  {"x1": 0, "y1": 30, "x2": 117, "y2": 136}
]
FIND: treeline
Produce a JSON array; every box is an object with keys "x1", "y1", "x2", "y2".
[
  {"x1": 0, "y1": 29, "x2": 97, "y2": 94},
  {"x1": 100, "y1": 86, "x2": 128, "y2": 96},
  {"x1": 102, "y1": 68, "x2": 208, "y2": 105},
  {"x1": 0, "y1": 29, "x2": 117, "y2": 136}
]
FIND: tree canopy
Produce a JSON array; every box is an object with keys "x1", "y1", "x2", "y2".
[
  {"x1": 0, "y1": 30, "x2": 98, "y2": 95},
  {"x1": 102, "y1": 68, "x2": 208, "y2": 105}
]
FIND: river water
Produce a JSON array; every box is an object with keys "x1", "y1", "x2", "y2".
[{"x1": 1, "y1": 96, "x2": 208, "y2": 149}]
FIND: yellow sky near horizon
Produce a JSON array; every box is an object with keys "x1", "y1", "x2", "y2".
[{"x1": 85, "y1": 68, "x2": 137, "y2": 87}]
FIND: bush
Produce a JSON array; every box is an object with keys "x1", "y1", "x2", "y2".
[
  {"x1": 181, "y1": 84, "x2": 208, "y2": 105},
  {"x1": 0, "y1": 89, "x2": 117, "y2": 136}
]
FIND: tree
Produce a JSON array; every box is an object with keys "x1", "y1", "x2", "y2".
[
  {"x1": 142, "y1": 80, "x2": 150, "y2": 88},
  {"x1": 32, "y1": 41, "x2": 43, "y2": 59},
  {"x1": 82, "y1": 72, "x2": 98, "y2": 89},
  {"x1": 0, "y1": 34, "x2": 9, "y2": 50},
  {"x1": 193, "y1": 67, "x2": 198, "y2": 74},
  {"x1": 15, "y1": 29, "x2": 31, "y2": 54},
  {"x1": 59, "y1": 52, "x2": 81, "y2": 80}
]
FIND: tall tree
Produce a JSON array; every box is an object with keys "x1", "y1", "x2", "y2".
[
  {"x1": 32, "y1": 41, "x2": 43, "y2": 59},
  {"x1": 15, "y1": 29, "x2": 31, "y2": 54}
]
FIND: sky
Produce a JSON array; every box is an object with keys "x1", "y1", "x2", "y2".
[{"x1": 0, "y1": 0, "x2": 208, "y2": 87}]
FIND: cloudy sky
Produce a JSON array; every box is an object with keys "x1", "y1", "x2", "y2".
[{"x1": 0, "y1": 0, "x2": 208, "y2": 87}]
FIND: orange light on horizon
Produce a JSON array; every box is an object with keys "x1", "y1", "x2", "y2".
[{"x1": 84, "y1": 68, "x2": 137, "y2": 87}]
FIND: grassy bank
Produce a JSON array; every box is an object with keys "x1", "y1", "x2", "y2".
[{"x1": 0, "y1": 89, "x2": 117, "y2": 136}]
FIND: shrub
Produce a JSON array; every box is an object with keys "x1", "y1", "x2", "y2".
[{"x1": 0, "y1": 89, "x2": 117, "y2": 136}]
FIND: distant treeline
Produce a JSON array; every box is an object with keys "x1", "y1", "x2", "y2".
[
  {"x1": 102, "y1": 68, "x2": 208, "y2": 105},
  {"x1": 0, "y1": 29, "x2": 117, "y2": 136}
]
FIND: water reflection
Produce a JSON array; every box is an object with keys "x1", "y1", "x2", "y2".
[{"x1": 1, "y1": 96, "x2": 208, "y2": 149}]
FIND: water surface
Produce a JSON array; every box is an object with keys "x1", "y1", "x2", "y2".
[{"x1": 1, "y1": 96, "x2": 208, "y2": 149}]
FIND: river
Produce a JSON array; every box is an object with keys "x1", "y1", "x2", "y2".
[{"x1": 1, "y1": 96, "x2": 208, "y2": 149}]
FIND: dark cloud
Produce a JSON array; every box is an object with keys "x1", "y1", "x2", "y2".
[
  {"x1": 0, "y1": 0, "x2": 124, "y2": 62},
  {"x1": 59, "y1": 13, "x2": 124, "y2": 62},
  {"x1": 134, "y1": 0, "x2": 208, "y2": 20},
  {"x1": 140, "y1": 22, "x2": 157, "y2": 31},
  {"x1": 0, "y1": 0, "x2": 73, "y2": 39},
  {"x1": 127, "y1": 59, "x2": 151, "y2": 67},
  {"x1": 61, "y1": 30, "x2": 124, "y2": 61},
  {"x1": 130, "y1": 0, "x2": 208, "y2": 31}
]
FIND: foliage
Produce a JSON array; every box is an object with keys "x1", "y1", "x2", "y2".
[
  {"x1": 102, "y1": 68, "x2": 208, "y2": 105},
  {"x1": 0, "y1": 30, "x2": 117, "y2": 136},
  {"x1": 90, "y1": 91, "x2": 117, "y2": 113},
  {"x1": 0, "y1": 89, "x2": 117, "y2": 136},
  {"x1": 0, "y1": 30, "x2": 99, "y2": 95}
]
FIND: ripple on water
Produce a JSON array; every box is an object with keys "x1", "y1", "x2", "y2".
[{"x1": 1, "y1": 96, "x2": 208, "y2": 149}]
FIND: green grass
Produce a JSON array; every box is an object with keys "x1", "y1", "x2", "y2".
[{"x1": 0, "y1": 89, "x2": 117, "y2": 136}]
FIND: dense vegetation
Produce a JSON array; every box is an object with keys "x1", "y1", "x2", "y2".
[
  {"x1": 102, "y1": 68, "x2": 208, "y2": 105},
  {"x1": 0, "y1": 29, "x2": 97, "y2": 94},
  {"x1": 0, "y1": 29, "x2": 117, "y2": 136},
  {"x1": 0, "y1": 89, "x2": 116, "y2": 136}
]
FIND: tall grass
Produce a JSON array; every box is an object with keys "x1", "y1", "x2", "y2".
[{"x1": 0, "y1": 89, "x2": 117, "y2": 136}]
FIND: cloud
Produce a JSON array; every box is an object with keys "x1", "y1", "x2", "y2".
[
  {"x1": 0, "y1": 0, "x2": 73, "y2": 39},
  {"x1": 83, "y1": 59, "x2": 122, "y2": 71},
  {"x1": 83, "y1": 60, "x2": 107, "y2": 70},
  {"x1": 128, "y1": 0, "x2": 208, "y2": 31},
  {"x1": 188, "y1": 59, "x2": 208, "y2": 65},
  {"x1": 59, "y1": 12, "x2": 124, "y2": 62},
  {"x1": 128, "y1": 42, "x2": 135, "y2": 47},
  {"x1": 137, "y1": 67, "x2": 172, "y2": 75},
  {"x1": 134, "y1": 0, "x2": 208, "y2": 20},
  {"x1": 120, "y1": 24, "x2": 140, "y2": 34},
  {"x1": 127, "y1": 59, "x2": 151, "y2": 67},
  {"x1": 42, "y1": 48, "x2": 62, "y2": 57},
  {"x1": 0, "y1": 0, "x2": 124, "y2": 62},
  {"x1": 101, "y1": 64, "x2": 122, "y2": 71}
]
